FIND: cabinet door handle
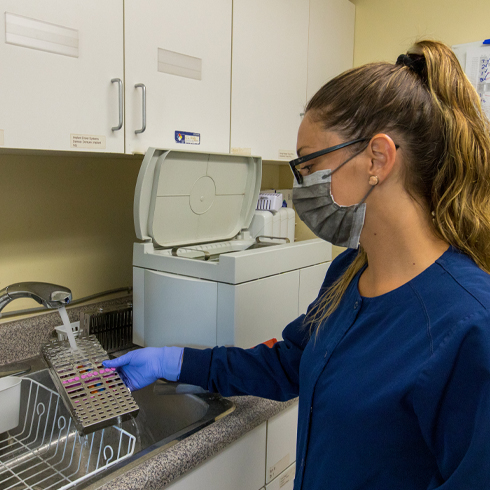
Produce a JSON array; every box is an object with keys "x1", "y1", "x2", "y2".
[
  {"x1": 134, "y1": 83, "x2": 147, "y2": 134},
  {"x1": 111, "y1": 78, "x2": 123, "y2": 131}
]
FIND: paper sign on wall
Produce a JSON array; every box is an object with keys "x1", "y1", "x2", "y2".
[{"x1": 465, "y1": 46, "x2": 490, "y2": 119}]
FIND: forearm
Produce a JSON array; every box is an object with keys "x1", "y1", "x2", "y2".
[{"x1": 180, "y1": 343, "x2": 300, "y2": 401}]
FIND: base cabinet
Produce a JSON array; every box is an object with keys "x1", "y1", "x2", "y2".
[
  {"x1": 167, "y1": 423, "x2": 266, "y2": 490},
  {"x1": 167, "y1": 401, "x2": 299, "y2": 490}
]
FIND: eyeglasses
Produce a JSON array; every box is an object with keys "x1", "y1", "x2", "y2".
[{"x1": 289, "y1": 137, "x2": 370, "y2": 185}]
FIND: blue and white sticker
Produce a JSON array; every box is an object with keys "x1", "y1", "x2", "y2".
[{"x1": 175, "y1": 131, "x2": 200, "y2": 145}]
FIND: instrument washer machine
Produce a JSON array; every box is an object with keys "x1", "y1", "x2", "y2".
[{"x1": 132, "y1": 148, "x2": 332, "y2": 349}]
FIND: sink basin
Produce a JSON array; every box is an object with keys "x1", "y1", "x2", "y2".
[{"x1": 0, "y1": 362, "x2": 234, "y2": 489}]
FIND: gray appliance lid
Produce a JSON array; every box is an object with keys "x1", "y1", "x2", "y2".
[{"x1": 134, "y1": 148, "x2": 262, "y2": 248}]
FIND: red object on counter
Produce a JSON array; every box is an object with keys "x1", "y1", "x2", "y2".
[{"x1": 260, "y1": 338, "x2": 278, "y2": 348}]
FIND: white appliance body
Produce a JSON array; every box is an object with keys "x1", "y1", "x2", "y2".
[{"x1": 133, "y1": 148, "x2": 332, "y2": 349}]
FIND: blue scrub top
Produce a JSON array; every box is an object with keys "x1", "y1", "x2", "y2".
[{"x1": 180, "y1": 246, "x2": 490, "y2": 489}]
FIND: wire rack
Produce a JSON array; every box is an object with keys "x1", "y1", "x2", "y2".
[
  {"x1": 0, "y1": 376, "x2": 136, "y2": 490},
  {"x1": 42, "y1": 336, "x2": 139, "y2": 436}
]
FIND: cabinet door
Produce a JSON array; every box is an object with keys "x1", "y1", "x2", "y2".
[
  {"x1": 0, "y1": 0, "x2": 124, "y2": 152},
  {"x1": 231, "y1": 0, "x2": 309, "y2": 161},
  {"x1": 266, "y1": 402, "x2": 298, "y2": 483},
  {"x1": 124, "y1": 0, "x2": 232, "y2": 155},
  {"x1": 168, "y1": 423, "x2": 266, "y2": 490},
  {"x1": 307, "y1": 0, "x2": 355, "y2": 100}
]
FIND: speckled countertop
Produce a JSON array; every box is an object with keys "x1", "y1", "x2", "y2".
[
  {"x1": 0, "y1": 297, "x2": 296, "y2": 490},
  {"x1": 0, "y1": 295, "x2": 134, "y2": 365}
]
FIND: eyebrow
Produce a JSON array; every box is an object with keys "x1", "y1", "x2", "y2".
[{"x1": 296, "y1": 146, "x2": 307, "y2": 158}]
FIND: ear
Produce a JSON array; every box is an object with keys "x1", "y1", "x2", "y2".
[{"x1": 366, "y1": 134, "x2": 398, "y2": 183}]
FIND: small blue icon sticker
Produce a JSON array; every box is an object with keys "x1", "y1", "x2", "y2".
[{"x1": 175, "y1": 131, "x2": 200, "y2": 145}]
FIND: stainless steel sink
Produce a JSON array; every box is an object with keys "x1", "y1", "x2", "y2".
[{"x1": 0, "y1": 360, "x2": 234, "y2": 489}]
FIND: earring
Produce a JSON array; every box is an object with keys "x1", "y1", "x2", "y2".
[{"x1": 368, "y1": 175, "x2": 379, "y2": 186}]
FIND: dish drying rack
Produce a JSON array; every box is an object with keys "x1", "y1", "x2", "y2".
[{"x1": 0, "y1": 376, "x2": 135, "y2": 490}]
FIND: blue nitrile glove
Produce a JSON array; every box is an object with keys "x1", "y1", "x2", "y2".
[{"x1": 102, "y1": 346, "x2": 184, "y2": 392}]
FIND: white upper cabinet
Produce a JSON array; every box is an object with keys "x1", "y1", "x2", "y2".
[
  {"x1": 124, "y1": 0, "x2": 232, "y2": 155},
  {"x1": 0, "y1": 0, "x2": 124, "y2": 153},
  {"x1": 231, "y1": 0, "x2": 310, "y2": 162},
  {"x1": 231, "y1": 0, "x2": 355, "y2": 162},
  {"x1": 0, "y1": 0, "x2": 353, "y2": 156},
  {"x1": 307, "y1": 0, "x2": 355, "y2": 100}
]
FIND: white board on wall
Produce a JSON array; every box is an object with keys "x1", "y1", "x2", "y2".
[
  {"x1": 452, "y1": 39, "x2": 489, "y2": 72},
  {"x1": 452, "y1": 39, "x2": 490, "y2": 119}
]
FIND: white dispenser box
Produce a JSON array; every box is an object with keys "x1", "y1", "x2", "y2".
[{"x1": 133, "y1": 148, "x2": 332, "y2": 349}]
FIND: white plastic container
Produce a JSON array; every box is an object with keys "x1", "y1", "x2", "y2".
[
  {"x1": 54, "y1": 321, "x2": 81, "y2": 341},
  {"x1": 0, "y1": 376, "x2": 22, "y2": 433}
]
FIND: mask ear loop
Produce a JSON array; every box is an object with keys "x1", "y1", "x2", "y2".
[
  {"x1": 327, "y1": 141, "x2": 373, "y2": 212},
  {"x1": 328, "y1": 144, "x2": 368, "y2": 177},
  {"x1": 354, "y1": 175, "x2": 379, "y2": 212}
]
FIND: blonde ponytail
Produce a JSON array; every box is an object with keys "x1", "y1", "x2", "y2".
[{"x1": 413, "y1": 40, "x2": 490, "y2": 272}]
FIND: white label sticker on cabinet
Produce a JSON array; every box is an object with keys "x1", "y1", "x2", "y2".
[
  {"x1": 278, "y1": 150, "x2": 295, "y2": 160},
  {"x1": 279, "y1": 465, "x2": 295, "y2": 488},
  {"x1": 70, "y1": 134, "x2": 106, "y2": 150},
  {"x1": 0, "y1": 130, "x2": 4, "y2": 146},
  {"x1": 269, "y1": 453, "x2": 290, "y2": 481},
  {"x1": 158, "y1": 48, "x2": 202, "y2": 81},
  {"x1": 5, "y1": 13, "x2": 79, "y2": 58},
  {"x1": 231, "y1": 147, "x2": 252, "y2": 156}
]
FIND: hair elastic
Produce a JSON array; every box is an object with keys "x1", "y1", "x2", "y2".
[{"x1": 396, "y1": 53, "x2": 427, "y2": 80}]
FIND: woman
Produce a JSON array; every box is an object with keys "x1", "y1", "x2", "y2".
[{"x1": 104, "y1": 40, "x2": 490, "y2": 489}]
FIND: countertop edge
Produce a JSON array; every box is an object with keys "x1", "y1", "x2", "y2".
[{"x1": 95, "y1": 395, "x2": 298, "y2": 490}]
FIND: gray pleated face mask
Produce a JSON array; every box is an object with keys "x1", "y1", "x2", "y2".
[{"x1": 292, "y1": 168, "x2": 372, "y2": 249}]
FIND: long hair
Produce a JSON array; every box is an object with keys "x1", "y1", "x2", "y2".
[{"x1": 305, "y1": 40, "x2": 490, "y2": 329}]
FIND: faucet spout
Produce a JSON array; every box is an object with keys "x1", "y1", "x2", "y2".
[{"x1": 0, "y1": 282, "x2": 72, "y2": 314}]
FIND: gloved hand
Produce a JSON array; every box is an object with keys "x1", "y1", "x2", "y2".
[{"x1": 102, "y1": 346, "x2": 184, "y2": 392}]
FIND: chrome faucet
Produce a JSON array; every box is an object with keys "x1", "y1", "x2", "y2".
[{"x1": 0, "y1": 282, "x2": 72, "y2": 316}]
